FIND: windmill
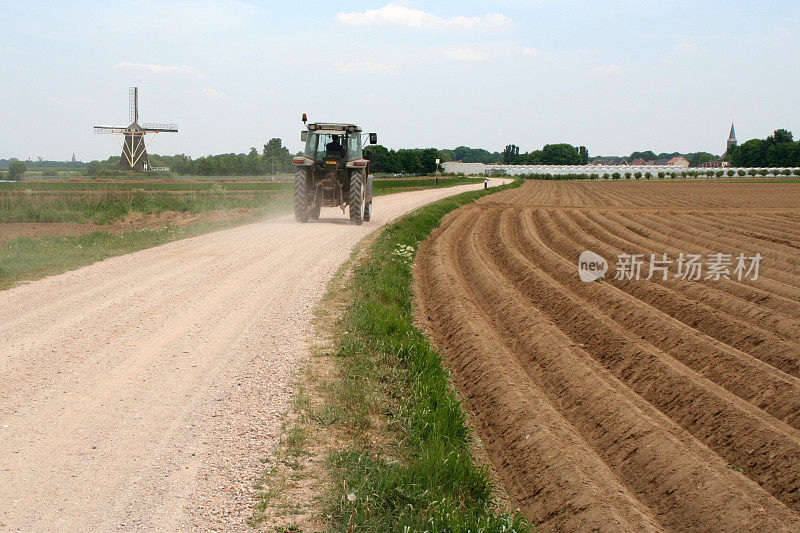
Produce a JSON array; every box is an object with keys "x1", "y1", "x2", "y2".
[{"x1": 94, "y1": 87, "x2": 178, "y2": 171}]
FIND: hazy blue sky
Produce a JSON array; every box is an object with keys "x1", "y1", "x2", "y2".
[{"x1": 1, "y1": 1, "x2": 798, "y2": 161}]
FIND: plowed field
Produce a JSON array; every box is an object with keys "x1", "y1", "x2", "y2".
[{"x1": 414, "y1": 180, "x2": 800, "y2": 532}]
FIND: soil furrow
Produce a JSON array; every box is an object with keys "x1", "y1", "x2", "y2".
[
  {"x1": 416, "y1": 208, "x2": 663, "y2": 532},
  {"x1": 503, "y1": 209, "x2": 800, "y2": 511},
  {"x1": 587, "y1": 209, "x2": 800, "y2": 340},
  {"x1": 414, "y1": 180, "x2": 800, "y2": 530},
  {"x1": 634, "y1": 210, "x2": 800, "y2": 280},
  {"x1": 505, "y1": 208, "x2": 800, "y2": 428},
  {"x1": 563, "y1": 209, "x2": 800, "y2": 373},
  {"x1": 598, "y1": 210, "x2": 800, "y2": 305}
]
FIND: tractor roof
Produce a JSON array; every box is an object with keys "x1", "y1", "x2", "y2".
[{"x1": 308, "y1": 122, "x2": 361, "y2": 133}]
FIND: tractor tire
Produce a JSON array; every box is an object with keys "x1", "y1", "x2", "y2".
[
  {"x1": 294, "y1": 167, "x2": 310, "y2": 222},
  {"x1": 349, "y1": 169, "x2": 365, "y2": 225},
  {"x1": 310, "y1": 186, "x2": 322, "y2": 220},
  {"x1": 363, "y1": 200, "x2": 372, "y2": 222}
]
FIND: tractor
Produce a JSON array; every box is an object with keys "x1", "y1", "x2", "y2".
[{"x1": 291, "y1": 115, "x2": 377, "y2": 224}]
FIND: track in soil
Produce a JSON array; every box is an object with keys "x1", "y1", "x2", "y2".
[{"x1": 415, "y1": 180, "x2": 800, "y2": 532}]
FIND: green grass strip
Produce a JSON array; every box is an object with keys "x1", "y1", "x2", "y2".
[
  {"x1": 323, "y1": 179, "x2": 530, "y2": 531},
  {"x1": 0, "y1": 198, "x2": 292, "y2": 290}
]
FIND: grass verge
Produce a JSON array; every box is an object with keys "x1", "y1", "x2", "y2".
[
  {"x1": 0, "y1": 179, "x2": 481, "y2": 291},
  {"x1": 0, "y1": 197, "x2": 292, "y2": 290},
  {"x1": 0, "y1": 177, "x2": 479, "y2": 224},
  {"x1": 262, "y1": 178, "x2": 529, "y2": 531}
]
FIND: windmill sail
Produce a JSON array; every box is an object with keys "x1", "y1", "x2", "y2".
[{"x1": 129, "y1": 87, "x2": 138, "y2": 124}]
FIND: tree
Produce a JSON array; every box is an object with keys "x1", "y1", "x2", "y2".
[
  {"x1": 728, "y1": 129, "x2": 799, "y2": 167},
  {"x1": 629, "y1": 150, "x2": 657, "y2": 161},
  {"x1": 684, "y1": 152, "x2": 717, "y2": 167},
  {"x1": 453, "y1": 146, "x2": 500, "y2": 164},
  {"x1": 420, "y1": 148, "x2": 440, "y2": 174},
  {"x1": 263, "y1": 138, "x2": 291, "y2": 174},
  {"x1": 8, "y1": 160, "x2": 26, "y2": 180},
  {"x1": 579, "y1": 146, "x2": 589, "y2": 165},
  {"x1": 243, "y1": 147, "x2": 259, "y2": 175},
  {"x1": 541, "y1": 143, "x2": 581, "y2": 165},
  {"x1": 364, "y1": 145, "x2": 394, "y2": 173},
  {"x1": 503, "y1": 144, "x2": 520, "y2": 164},
  {"x1": 771, "y1": 129, "x2": 793, "y2": 144}
]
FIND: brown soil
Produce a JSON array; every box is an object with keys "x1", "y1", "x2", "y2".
[
  {"x1": 414, "y1": 180, "x2": 800, "y2": 532},
  {"x1": 0, "y1": 208, "x2": 253, "y2": 244}
]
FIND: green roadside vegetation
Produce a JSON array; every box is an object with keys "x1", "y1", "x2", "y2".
[
  {"x1": 0, "y1": 187, "x2": 283, "y2": 224},
  {"x1": 0, "y1": 176, "x2": 481, "y2": 290},
  {"x1": 256, "y1": 179, "x2": 530, "y2": 531},
  {"x1": 0, "y1": 177, "x2": 480, "y2": 224},
  {"x1": 0, "y1": 197, "x2": 292, "y2": 290},
  {"x1": 1, "y1": 176, "x2": 477, "y2": 192}
]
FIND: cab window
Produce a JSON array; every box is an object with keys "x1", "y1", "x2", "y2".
[{"x1": 347, "y1": 132, "x2": 362, "y2": 160}]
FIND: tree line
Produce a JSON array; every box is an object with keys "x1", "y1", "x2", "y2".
[
  {"x1": 502, "y1": 144, "x2": 589, "y2": 165},
  {"x1": 728, "y1": 129, "x2": 800, "y2": 167},
  {"x1": 623, "y1": 151, "x2": 719, "y2": 167},
  {"x1": 87, "y1": 138, "x2": 295, "y2": 176}
]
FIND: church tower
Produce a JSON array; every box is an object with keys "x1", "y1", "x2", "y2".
[{"x1": 727, "y1": 123, "x2": 737, "y2": 152}]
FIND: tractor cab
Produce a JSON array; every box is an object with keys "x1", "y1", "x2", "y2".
[{"x1": 302, "y1": 123, "x2": 363, "y2": 166}]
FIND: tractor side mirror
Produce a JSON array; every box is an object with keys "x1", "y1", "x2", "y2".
[
  {"x1": 301, "y1": 131, "x2": 308, "y2": 142},
  {"x1": 369, "y1": 133, "x2": 377, "y2": 145}
]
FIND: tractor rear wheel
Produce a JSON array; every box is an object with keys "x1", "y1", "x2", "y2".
[
  {"x1": 310, "y1": 186, "x2": 322, "y2": 220},
  {"x1": 363, "y1": 200, "x2": 372, "y2": 221},
  {"x1": 294, "y1": 167, "x2": 310, "y2": 222},
  {"x1": 349, "y1": 169, "x2": 365, "y2": 225}
]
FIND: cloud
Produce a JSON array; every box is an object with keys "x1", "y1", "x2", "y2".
[
  {"x1": 520, "y1": 48, "x2": 540, "y2": 56},
  {"x1": 443, "y1": 49, "x2": 490, "y2": 62},
  {"x1": 337, "y1": 4, "x2": 510, "y2": 31},
  {"x1": 114, "y1": 61, "x2": 204, "y2": 78},
  {"x1": 589, "y1": 64, "x2": 624, "y2": 76},
  {"x1": 202, "y1": 87, "x2": 226, "y2": 99},
  {"x1": 336, "y1": 61, "x2": 397, "y2": 74},
  {"x1": 674, "y1": 42, "x2": 704, "y2": 54}
]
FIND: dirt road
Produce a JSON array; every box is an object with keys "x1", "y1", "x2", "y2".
[
  {"x1": 0, "y1": 179, "x2": 506, "y2": 532},
  {"x1": 415, "y1": 180, "x2": 800, "y2": 531}
]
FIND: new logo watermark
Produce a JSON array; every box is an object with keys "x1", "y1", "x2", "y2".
[
  {"x1": 578, "y1": 251, "x2": 762, "y2": 282},
  {"x1": 578, "y1": 250, "x2": 608, "y2": 282}
]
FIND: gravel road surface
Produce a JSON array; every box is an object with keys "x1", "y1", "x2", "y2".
[{"x1": 0, "y1": 179, "x2": 506, "y2": 532}]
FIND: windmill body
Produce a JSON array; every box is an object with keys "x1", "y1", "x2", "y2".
[{"x1": 94, "y1": 87, "x2": 178, "y2": 171}]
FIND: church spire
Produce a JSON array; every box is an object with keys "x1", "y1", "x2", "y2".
[{"x1": 727, "y1": 123, "x2": 737, "y2": 152}]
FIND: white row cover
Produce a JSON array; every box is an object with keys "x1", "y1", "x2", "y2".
[{"x1": 443, "y1": 161, "x2": 798, "y2": 177}]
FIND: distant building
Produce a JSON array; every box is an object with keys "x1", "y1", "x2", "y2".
[
  {"x1": 700, "y1": 160, "x2": 730, "y2": 168},
  {"x1": 666, "y1": 156, "x2": 690, "y2": 168},
  {"x1": 442, "y1": 161, "x2": 487, "y2": 175},
  {"x1": 72, "y1": 153, "x2": 77, "y2": 162},
  {"x1": 630, "y1": 158, "x2": 647, "y2": 166},
  {"x1": 727, "y1": 123, "x2": 737, "y2": 153}
]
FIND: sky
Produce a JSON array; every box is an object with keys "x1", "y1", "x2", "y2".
[{"x1": 1, "y1": 0, "x2": 799, "y2": 161}]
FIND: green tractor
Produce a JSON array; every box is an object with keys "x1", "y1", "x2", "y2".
[{"x1": 292, "y1": 116, "x2": 377, "y2": 224}]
